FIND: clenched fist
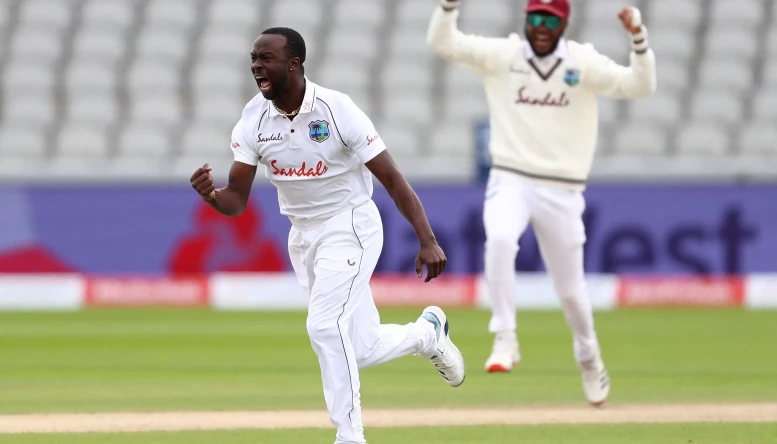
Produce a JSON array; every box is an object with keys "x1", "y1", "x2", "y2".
[
  {"x1": 618, "y1": 7, "x2": 642, "y2": 34},
  {"x1": 190, "y1": 163, "x2": 216, "y2": 201},
  {"x1": 441, "y1": 0, "x2": 459, "y2": 10}
]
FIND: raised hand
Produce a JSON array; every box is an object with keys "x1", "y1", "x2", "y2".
[
  {"x1": 190, "y1": 163, "x2": 216, "y2": 201},
  {"x1": 617, "y1": 7, "x2": 643, "y2": 35}
]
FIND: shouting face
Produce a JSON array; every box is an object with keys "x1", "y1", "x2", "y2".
[
  {"x1": 250, "y1": 34, "x2": 299, "y2": 100},
  {"x1": 525, "y1": 12, "x2": 567, "y2": 57}
]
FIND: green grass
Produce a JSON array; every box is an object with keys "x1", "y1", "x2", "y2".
[
  {"x1": 1, "y1": 308, "x2": 775, "y2": 414},
  {"x1": 1, "y1": 423, "x2": 776, "y2": 444}
]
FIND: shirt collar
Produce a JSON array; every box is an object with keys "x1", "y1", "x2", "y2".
[
  {"x1": 524, "y1": 38, "x2": 568, "y2": 60},
  {"x1": 268, "y1": 76, "x2": 317, "y2": 118}
]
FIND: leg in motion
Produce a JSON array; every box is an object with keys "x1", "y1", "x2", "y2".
[
  {"x1": 350, "y1": 290, "x2": 466, "y2": 387},
  {"x1": 531, "y1": 186, "x2": 609, "y2": 406},
  {"x1": 483, "y1": 171, "x2": 532, "y2": 373},
  {"x1": 349, "y1": 286, "x2": 437, "y2": 369},
  {"x1": 346, "y1": 202, "x2": 465, "y2": 385},
  {"x1": 303, "y1": 207, "x2": 382, "y2": 444}
]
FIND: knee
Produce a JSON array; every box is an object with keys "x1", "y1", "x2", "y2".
[
  {"x1": 485, "y1": 234, "x2": 519, "y2": 258},
  {"x1": 554, "y1": 278, "x2": 585, "y2": 302},
  {"x1": 306, "y1": 319, "x2": 342, "y2": 345}
]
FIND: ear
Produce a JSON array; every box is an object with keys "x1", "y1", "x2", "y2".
[
  {"x1": 289, "y1": 57, "x2": 301, "y2": 72},
  {"x1": 560, "y1": 17, "x2": 569, "y2": 33}
]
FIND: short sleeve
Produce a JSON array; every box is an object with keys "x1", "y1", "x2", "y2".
[
  {"x1": 339, "y1": 96, "x2": 387, "y2": 163},
  {"x1": 230, "y1": 117, "x2": 259, "y2": 166}
]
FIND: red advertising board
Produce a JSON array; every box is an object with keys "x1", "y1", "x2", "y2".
[
  {"x1": 617, "y1": 276, "x2": 745, "y2": 308},
  {"x1": 86, "y1": 276, "x2": 209, "y2": 307},
  {"x1": 369, "y1": 275, "x2": 477, "y2": 307}
]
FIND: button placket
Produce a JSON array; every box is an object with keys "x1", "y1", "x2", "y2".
[{"x1": 289, "y1": 119, "x2": 301, "y2": 149}]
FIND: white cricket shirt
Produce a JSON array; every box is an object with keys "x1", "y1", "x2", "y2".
[
  {"x1": 230, "y1": 78, "x2": 387, "y2": 226},
  {"x1": 427, "y1": 5, "x2": 657, "y2": 191}
]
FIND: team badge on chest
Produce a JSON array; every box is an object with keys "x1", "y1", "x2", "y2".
[
  {"x1": 564, "y1": 68, "x2": 580, "y2": 87},
  {"x1": 308, "y1": 120, "x2": 330, "y2": 143}
]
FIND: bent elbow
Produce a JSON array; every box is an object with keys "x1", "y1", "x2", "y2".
[
  {"x1": 623, "y1": 78, "x2": 656, "y2": 99},
  {"x1": 426, "y1": 32, "x2": 448, "y2": 56},
  {"x1": 639, "y1": 79, "x2": 657, "y2": 97}
]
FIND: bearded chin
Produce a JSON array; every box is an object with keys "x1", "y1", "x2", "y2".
[{"x1": 524, "y1": 26, "x2": 564, "y2": 58}]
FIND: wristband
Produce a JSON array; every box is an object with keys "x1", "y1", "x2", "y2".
[
  {"x1": 441, "y1": 0, "x2": 460, "y2": 11},
  {"x1": 631, "y1": 25, "x2": 649, "y2": 54}
]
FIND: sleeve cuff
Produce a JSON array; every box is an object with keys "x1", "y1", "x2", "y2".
[
  {"x1": 233, "y1": 153, "x2": 259, "y2": 166},
  {"x1": 631, "y1": 25, "x2": 649, "y2": 54},
  {"x1": 358, "y1": 143, "x2": 386, "y2": 164}
]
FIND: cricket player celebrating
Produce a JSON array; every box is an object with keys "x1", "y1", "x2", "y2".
[
  {"x1": 427, "y1": 0, "x2": 656, "y2": 406},
  {"x1": 190, "y1": 27, "x2": 465, "y2": 444}
]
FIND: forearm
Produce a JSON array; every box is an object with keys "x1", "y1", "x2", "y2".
[
  {"x1": 386, "y1": 180, "x2": 436, "y2": 245},
  {"x1": 205, "y1": 186, "x2": 246, "y2": 217},
  {"x1": 623, "y1": 45, "x2": 656, "y2": 97},
  {"x1": 426, "y1": 2, "x2": 461, "y2": 58},
  {"x1": 426, "y1": 0, "x2": 496, "y2": 71},
  {"x1": 621, "y1": 26, "x2": 656, "y2": 97},
  {"x1": 589, "y1": 28, "x2": 656, "y2": 98}
]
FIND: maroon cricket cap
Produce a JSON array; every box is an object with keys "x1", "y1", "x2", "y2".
[{"x1": 525, "y1": 0, "x2": 570, "y2": 19}]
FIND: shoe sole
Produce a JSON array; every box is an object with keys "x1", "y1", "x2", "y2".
[
  {"x1": 423, "y1": 306, "x2": 466, "y2": 388},
  {"x1": 485, "y1": 360, "x2": 521, "y2": 373},
  {"x1": 445, "y1": 340, "x2": 466, "y2": 387}
]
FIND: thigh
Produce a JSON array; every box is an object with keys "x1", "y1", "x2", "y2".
[
  {"x1": 483, "y1": 171, "x2": 532, "y2": 244},
  {"x1": 288, "y1": 227, "x2": 312, "y2": 297},
  {"x1": 308, "y1": 204, "x2": 383, "y2": 333},
  {"x1": 531, "y1": 186, "x2": 587, "y2": 278}
]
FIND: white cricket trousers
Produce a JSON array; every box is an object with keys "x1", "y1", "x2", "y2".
[
  {"x1": 483, "y1": 169, "x2": 600, "y2": 363},
  {"x1": 288, "y1": 200, "x2": 438, "y2": 444}
]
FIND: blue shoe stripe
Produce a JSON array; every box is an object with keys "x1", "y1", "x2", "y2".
[{"x1": 421, "y1": 312, "x2": 441, "y2": 342}]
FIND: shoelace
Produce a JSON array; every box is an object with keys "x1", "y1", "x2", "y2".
[{"x1": 430, "y1": 354, "x2": 451, "y2": 381}]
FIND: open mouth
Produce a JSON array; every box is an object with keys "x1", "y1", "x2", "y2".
[
  {"x1": 533, "y1": 33, "x2": 552, "y2": 50},
  {"x1": 254, "y1": 75, "x2": 271, "y2": 91}
]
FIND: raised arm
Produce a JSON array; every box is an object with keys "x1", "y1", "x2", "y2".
[
  {"x1": 582, "y1": 7, "x2": 657, "y2": 99},
  {"x1": 191, "y1": 161, "x2": 257, "y2": 217},
  {"x1": 189, "y1": 117, "x2": 259, "y2": 217},
  {"x1": 426, "y1": 0, "x2": 509, "y2": 75}
]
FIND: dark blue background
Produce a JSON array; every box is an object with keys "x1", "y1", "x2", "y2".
[{"x1": 1, "y1": 182, "x2": 774, "y2": 275}]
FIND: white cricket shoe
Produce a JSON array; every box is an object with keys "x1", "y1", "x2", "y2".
[
  {"x1": 421, "y1": 306, "x2": 466, "y2": 387},
  {"x1": 579, "y1": 353, "x2": 610, "y2": 407},
  {"x1": 485, "y1": 331, "x2": 521, "y2": 373}
]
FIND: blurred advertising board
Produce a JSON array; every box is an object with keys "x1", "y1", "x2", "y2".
[
  {"x1": 0, "y1": 273, "x2": 775, "y2": 311},
  {"x1": 0, "y1": 183, "x2": 775, "y2": 276}
]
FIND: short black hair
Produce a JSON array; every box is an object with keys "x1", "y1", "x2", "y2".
[{"x1": 261, "y1": 27, "x2": 306, "y2": 69}]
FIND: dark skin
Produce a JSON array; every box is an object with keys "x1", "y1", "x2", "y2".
[
  {"x1": 524, "y1": 11, "x2": 568, "y2": 57},
  {"x1": 190, "y1": 34, "x2": 447, "y2": 282}
]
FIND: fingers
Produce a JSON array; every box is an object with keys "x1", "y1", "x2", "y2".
[
  {"x1": 190, "y1": 164, "x2": 214, "y2": 198},
  {"x1": 189, "y1": 168, "x2": 204, "y2": 183},
  {"x1": 617, "y1": 8, "x2": 630, "y2": 24},
  {"x1": 189, "y1": 164, "x2": 212, "y2": 182},
  {"x1": 423, "y1": 251, "x2": 448, "y2": 283},
  {"x1": 191, "y1": 172, "x2": 210, "y2": 187},
  {"x1": 415, "y1": 256, "x2": 423, "y2": 278}
]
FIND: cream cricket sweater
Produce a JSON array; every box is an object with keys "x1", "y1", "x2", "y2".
[{"x1": 427, "y1": 3, "x2": 657, "y2": 191}]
